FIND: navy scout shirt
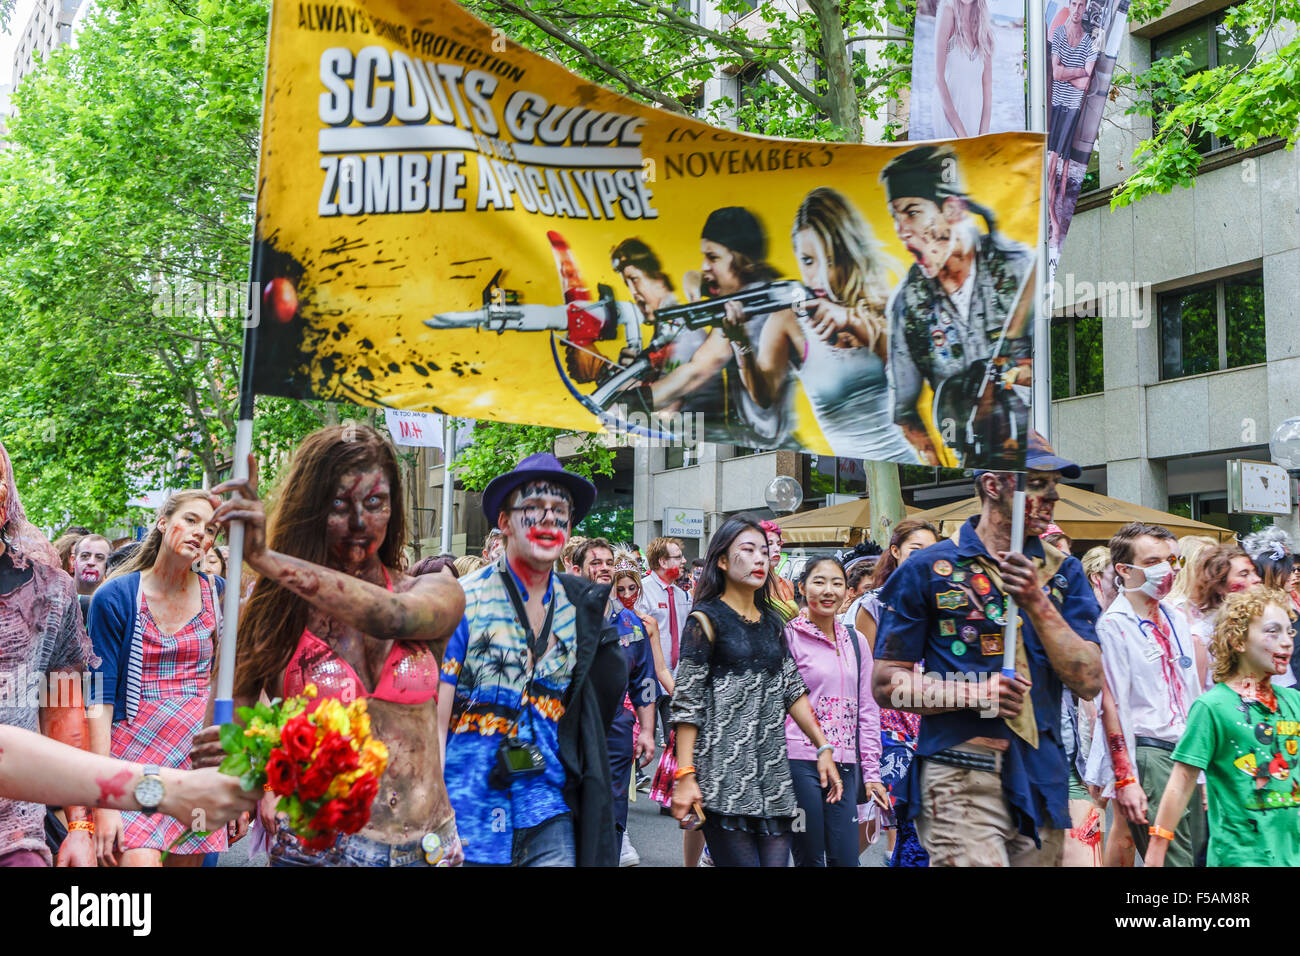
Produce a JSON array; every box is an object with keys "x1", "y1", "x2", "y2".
[{"x1": 874, "y1": 516, "x2": 1100, "y2": 839}]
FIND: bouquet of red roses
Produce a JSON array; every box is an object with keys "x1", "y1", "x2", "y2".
[{"x1": 218, "y1": 684, "x2": 389, "y2": 851}]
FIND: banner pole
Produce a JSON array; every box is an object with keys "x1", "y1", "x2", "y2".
[
  {"x1": 440, "y1": 416, "x2": 456, "y2": 554},
  {"x1": 1029, "y1": 0, "x2": 1052, "y2": 442},
  {"x1": 1000, "y1": 472, "x2": 1028, "y2": 680},
  {"x1": 213, "y1": 1, "x2": 275, "y2": 727}
]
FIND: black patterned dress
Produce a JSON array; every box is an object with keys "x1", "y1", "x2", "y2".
[{"x1": 670, "y1": 598, "x2": 809, "y2": 833}]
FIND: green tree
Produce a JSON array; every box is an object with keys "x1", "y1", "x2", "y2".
[
  {"x1": 0, "y1": 0, "x2": 323, "y2": 528},
  {"x1": 1111, "y1": 0, "x2": 1299, "y2": 207},
  {"x1": 455, "y1": 421, "x2": 616, "y2": 492}
]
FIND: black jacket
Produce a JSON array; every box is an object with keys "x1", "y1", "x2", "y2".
[{"x1": 555, "y1": 573, "x2": 625, "y2": 866}]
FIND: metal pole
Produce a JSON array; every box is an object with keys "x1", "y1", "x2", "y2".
[
  {"x1": 1000, "y1": 473, "x2": 1028, "y2": 679},
  {"x1": 440, "y1": 416, "x2": 456, "y2": 554},
  {"x1": 213, "y1": 1, "x2": 275, "y2": 727},
  {"x1": 1028, "y1": 0, "x2": 1052, "y2": 442}
]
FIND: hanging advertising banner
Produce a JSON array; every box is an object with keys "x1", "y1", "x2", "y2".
[
  {"x1": 249, "y1": 0, "x2": 1044, "y2": 470},
  {"x1": 908, "y1": 0, "x2": 1027, "y2": 142},
  {"x1": 1045, "y1": 0, "x2": 1131, "y2": 270}
]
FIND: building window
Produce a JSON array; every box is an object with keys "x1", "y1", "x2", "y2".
[
  {"x1": 664, "y1": 445, "x2": 698, "y2": 469},
  {"x1": 1050, "y1": 313, "x2": 1105, "y2": 399},
  {"x1": 810, "y1": 455, "x2": 866, "y2": 499},
  {"x1": 1158, "y1": 270, "x2": 1264, "y2": 380},
  {"x1": 1150, "y1": 7, "x2": 1254, "y2": 154}
]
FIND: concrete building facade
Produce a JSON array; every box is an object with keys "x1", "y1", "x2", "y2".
[{"x1": 11, "y1": 0, "x2": 82, "y2": 87}]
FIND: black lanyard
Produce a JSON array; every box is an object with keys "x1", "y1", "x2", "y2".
[{"x1": 499, "y1": 569, "x2": 555, "y2": 664}]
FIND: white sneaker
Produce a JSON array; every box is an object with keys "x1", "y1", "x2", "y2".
[
  {"x1": 619, "y1": 833, "x2": 640, "y2": 867},
  {"x1": 698, "y1": 848, "x2": 714, "y2": 867}
]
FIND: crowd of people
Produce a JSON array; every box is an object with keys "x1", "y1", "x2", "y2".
[{"x1": 1, "y1": 425, "x2": 1298, "y2": 868}]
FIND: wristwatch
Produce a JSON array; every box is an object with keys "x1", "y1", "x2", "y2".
[{"x1": 133, "y1": 764, "x2": 165, "y2": 816}]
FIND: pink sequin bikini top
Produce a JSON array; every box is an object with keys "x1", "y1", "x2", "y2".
[{"x1": 281, "y1": 568, "x2": 439, "y2": 705}]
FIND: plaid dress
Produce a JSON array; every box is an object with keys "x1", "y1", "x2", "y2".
[{"x1": 111, "y1": 576, "x2": 226, "y2": 854}]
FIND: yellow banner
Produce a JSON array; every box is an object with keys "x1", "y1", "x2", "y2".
[{"x1": 251, "y1": 0, "x2": 1045, "y2": 469}]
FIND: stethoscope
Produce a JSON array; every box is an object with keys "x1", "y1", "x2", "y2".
[{"x1": 1137, "y1": 604, "x2": 1193, "y2": 670}]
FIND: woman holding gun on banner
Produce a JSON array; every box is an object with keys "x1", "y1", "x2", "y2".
[{"x1": 720, "y1": 188, "x2": 920, "y2": 464}]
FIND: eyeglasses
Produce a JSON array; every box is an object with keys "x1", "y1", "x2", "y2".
[{"x1": 509, "y1": 503, "x2": 572, "y2": 524}]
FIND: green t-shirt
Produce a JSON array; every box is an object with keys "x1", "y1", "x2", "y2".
[{"x1": 1172, "y1": 681, "x2": 1300, "y2": 867}]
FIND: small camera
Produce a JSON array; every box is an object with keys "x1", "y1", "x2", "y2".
[{"x1": 489, "y1": 736, "x2": 547, "y2": 789}]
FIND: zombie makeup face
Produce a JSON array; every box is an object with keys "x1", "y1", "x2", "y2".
[
  {"x1": 1228, "y1": 556, "x2": 1263, "y2": 594},
  {"x1": 719, "y1": 529, "x2": 768, "y2": 592},
  {"x1": 73, "y1": 537, "x2": 111, "y2": 592},
  {"x1": 1234, "y1": 603, "x2": 1296, "y2": 681},
  {"x1": 325, "y1": 466, "x2": 392, "y2": 570},
  {"x1": 802, "y1": 561, "x2": 846, "y2": 620},
  {"x1": 1024, "y1": 470, "x2": 1062, "y2": 537},
  {"x1": 888, "y1": 196, "x2": 964, "y2": 278},
  {"x1": 580, "y1": 546, "x2": 614, "y2": 584},
  {"x1": 501, "y1": 481, "x2": 572, "y2": 568},
  {"x1": 657, "y1": 541, "x2": 685, "y2": 583},
  {"x1": 700, "y1": 239, "x2": 742, "y2": 297},
  {"x1": 159, "y1": 501, "x2": 217, "y2": 563},
  {"x1": 765, "y1": 532, "x2": 783, "y2": 569},
  {"x1": 614, "y1": 575, "x2": 641, "y2": 610},
  {"x1": 1116, "y1": 535, "x2": 1179, "y2": 603}
]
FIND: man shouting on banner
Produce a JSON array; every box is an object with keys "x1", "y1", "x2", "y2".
[
  {"x1": 872, "y1": 432, "x2": 1102, "y2": 866},
  {"x1": 879, "y1": 144, "x2": 1034, "y2": 465}
]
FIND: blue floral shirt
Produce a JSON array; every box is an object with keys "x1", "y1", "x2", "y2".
[{"x1": 441, "y1": 559, "x2": 578, "y2": 864}]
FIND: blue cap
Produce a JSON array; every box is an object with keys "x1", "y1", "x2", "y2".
[{"x1": 974, "y1": 430, "x2": 1081, "y2": 479}]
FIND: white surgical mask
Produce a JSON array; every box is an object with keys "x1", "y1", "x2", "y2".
[{"x1": 1123, "y1": 561, "x2": 1173, "y2": 600}]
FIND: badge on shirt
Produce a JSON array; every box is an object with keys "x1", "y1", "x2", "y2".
[
  {"x1": 980, "y1": 632, "x2": 1005, "y2": 656},
  {"x1": 932, "y1": 559, "x2": 953, "y2": 577},
  {"x1": 951, "y1": 571, "x2": 966, "y2": 583},
  {"x1": 960, "y1": 625, "x2": 978, "y2": 643},
  {"x1": 940, "y1": 619, "x2": 957, "y2": 636},
  {"x1": 1052, "y1": 573, "x2": 1068, "y2": 589},
  {"x1": 936, "y1": 590, "x2": 967, "y2": 611},
  {"x1": 985, "y1": 599, "x2": 1004, "y2": 623},
  {"x1": 970, "y1": 573, "x2": 991, "y2": 596}
]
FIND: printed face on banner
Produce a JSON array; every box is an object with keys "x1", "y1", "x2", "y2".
[{"x1": 249, "y1": 0, "x2": 1044, "y2": 472}]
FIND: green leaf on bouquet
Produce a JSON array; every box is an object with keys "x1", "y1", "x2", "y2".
[
  {"x1": 240, "y1": 769, "x2": 261, "y2": 790},
  {"x1": 219, "y1": 752, "x2": 251, "y2": 776},
  {"x1": 235, "y1": 705, "x2": 256, "y2": 724},
  {"x1": 219, "y1": 721, "x2": 245, "y2": 754}
]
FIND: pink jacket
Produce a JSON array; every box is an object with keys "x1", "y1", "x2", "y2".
[{"x1": 784, "y1": 614, "x2": 882, "y2": 784}]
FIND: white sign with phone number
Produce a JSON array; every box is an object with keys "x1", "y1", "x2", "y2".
[{"x1": 664, "y1": 508, "x2": 705, "y2": 538}]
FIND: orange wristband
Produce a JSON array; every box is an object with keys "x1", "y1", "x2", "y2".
[
  {"x1": 674, "y1": 766, "x2": 696, "y2": 780},
  {"x1": 1148, "y1": 824, "x2": 1175, "y2": 841},
  {"x1": 68, "y1": 820, "x2": 94, "y2": 833},
  {"x1": 1115, "y1": 776, "x2": 1137, "y2": 789}
]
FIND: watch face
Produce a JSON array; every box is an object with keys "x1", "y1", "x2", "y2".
[{"x1": 134, "y1": 775, "x2": 165, "y2": 810}]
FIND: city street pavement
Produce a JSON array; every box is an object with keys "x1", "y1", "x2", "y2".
[
  {"x1": 220, "y1": 798, "x2": 889, "y2": 868},
  {"x1": 220, "y1": 774, "x2": 889, "y2": 867}
]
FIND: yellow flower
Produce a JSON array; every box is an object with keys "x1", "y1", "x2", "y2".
[
  {"x1": 359, "y1": 739, "x2": 389, "y2": 778},
  {"x1": 302, "y1": 683, "x2": 318, "y2": 699},
  {"x1": 346, "y1": 700, "x2": 371, "y2": 740}
]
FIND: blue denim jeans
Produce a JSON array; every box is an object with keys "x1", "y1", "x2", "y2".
[{"x1": 462, "y1": 812, "x2": 576, "y2": 867}]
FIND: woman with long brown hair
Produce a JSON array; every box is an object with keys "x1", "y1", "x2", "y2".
[
  {"x1": 191, "y1": 424, "x2": 465, "y2": 867},
  {"x1": 88, "y1": 490, "x2": 225, "y2": 867}
]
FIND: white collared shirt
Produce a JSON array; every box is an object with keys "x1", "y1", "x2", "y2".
[
  {"x1": 641, "y1": 571, "x2": 689, "y2": 672},
  {"x1": 1087, "y1": 591, "x2": 1203, "y2": 793}
]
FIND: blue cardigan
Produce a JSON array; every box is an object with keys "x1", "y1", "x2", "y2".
[{"x1": 88, "y1": 571, "x2": 225, "y2": 722}]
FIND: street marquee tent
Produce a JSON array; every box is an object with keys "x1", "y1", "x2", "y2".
[
  {"x1": 777, "y1": 498, "x2": 920, "y2": 546},
  {"x1": 908, "y1": 484, "x2": 1237, "y2": 544}
]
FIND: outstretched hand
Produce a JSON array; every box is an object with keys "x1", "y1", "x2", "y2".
[{"x1": 210, "y1": 453, "x2": 266, "y2": 561}]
